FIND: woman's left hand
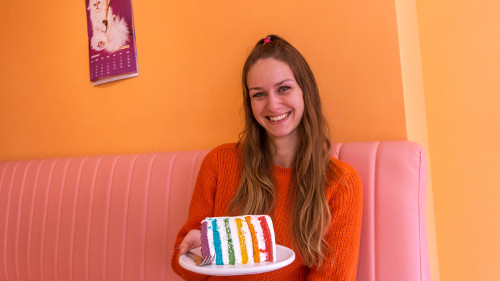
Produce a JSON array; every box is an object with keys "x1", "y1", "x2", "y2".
[{"x1": 178, "y1": 229, "x2": 201, "y2": 255}]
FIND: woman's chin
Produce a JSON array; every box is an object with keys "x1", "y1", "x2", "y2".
[{"x1": 266, "y1": 129, "x2": 299, "y2": 143}]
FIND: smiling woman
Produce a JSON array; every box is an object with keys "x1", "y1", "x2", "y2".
[
  {"x1": 247, "y1": 58, "x2": 305, "y2": 150},
  {"x1": 171, "y1": 35, "x2": 363, "y2": 280}
]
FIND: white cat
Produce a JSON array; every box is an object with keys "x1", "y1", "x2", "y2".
[{"x1": 88, "y1": 0, "x2": 129, "y2": 53}]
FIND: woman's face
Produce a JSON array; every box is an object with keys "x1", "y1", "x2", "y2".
[{"x1": 246, "y1": 58, "x2": 305, "y2": 144}]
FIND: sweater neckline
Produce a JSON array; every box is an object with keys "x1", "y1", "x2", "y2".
[
  {"x1": 272, "y1": 163, "x2": 292, "y2": 170},
  {"x1": 271, "y1": 164, "x2": 292, "y2": 179}
]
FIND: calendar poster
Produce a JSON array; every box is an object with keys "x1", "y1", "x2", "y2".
[{"x1": 85, "y1": 0, "x2": 138, "y2": 85}]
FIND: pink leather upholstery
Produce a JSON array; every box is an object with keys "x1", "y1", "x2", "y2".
[{"x1": 0, "y1": 141, "x2": 430, "y2": 281}]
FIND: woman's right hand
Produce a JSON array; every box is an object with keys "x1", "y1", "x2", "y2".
[{"x1": 178, "y1": 229, "x2": 201, "y2": 255}]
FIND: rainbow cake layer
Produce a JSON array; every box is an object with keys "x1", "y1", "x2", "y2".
[{"x1": 200, "y1": 215, "x2": 276, "y2": 265}]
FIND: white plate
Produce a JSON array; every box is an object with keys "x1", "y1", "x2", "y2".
[{"x1": 179, "y1": 244, "x2": 295, "y2": 276}]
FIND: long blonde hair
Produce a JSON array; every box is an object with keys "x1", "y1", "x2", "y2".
[{"x1": 228, "y1": 35, "x2": 340, "y2": 267}]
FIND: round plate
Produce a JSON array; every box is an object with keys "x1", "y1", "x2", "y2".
[{"x1": 178, "y1": 244, "x2": 295, "y2": 276}]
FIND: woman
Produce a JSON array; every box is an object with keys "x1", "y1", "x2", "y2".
[{"x1": 172, "y1": 35, "x2": 363, "y2": 280}]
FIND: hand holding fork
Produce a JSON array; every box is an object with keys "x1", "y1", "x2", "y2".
[{"x1": 179, "y1": 229, "x2": 214, "y2": 266}]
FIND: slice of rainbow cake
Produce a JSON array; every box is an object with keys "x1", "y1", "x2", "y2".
[{"x1": 200, "y1": 215, "x2": 277, "y2": 265}]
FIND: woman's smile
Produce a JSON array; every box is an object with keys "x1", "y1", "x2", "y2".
[{"x1": 267, "y1": 111, "x2": 291, "y2": 122}]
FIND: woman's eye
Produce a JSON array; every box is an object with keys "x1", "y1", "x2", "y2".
[
  {"x1": 279, "y1": 86, "x2": 290, "y2": 93},
  {"x1": 252, "y1": 92, "x2": 264, "y2": 98}
]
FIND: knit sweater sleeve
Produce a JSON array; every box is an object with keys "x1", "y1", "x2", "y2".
[
  {"x1": 170, "y1": 148, "x2": 220, "y2": 281},
  {"x1": 307, "y1": 160, "x2": 363, "y2": 281}
]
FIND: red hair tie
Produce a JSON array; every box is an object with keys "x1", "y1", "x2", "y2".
[{"x1": 263, "y1": 36, "x2": 271, "y2": 44}]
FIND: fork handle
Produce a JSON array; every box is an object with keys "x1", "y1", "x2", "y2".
[{"x1": 185, "y1": 251, "x2": 202, "y2": 265}]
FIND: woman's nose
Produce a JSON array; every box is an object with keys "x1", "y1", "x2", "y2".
[{"x1": 266, "y1": 93, "x2": 282, "y2": 111}]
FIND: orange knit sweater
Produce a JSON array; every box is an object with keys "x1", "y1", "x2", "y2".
[{"x1": 171, "y1": 143, "x2": 363, "y2": 280}]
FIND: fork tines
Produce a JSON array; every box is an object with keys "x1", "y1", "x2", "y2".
[{"x1": 200, "y1": 255, "x2": 215, "y2": 266}]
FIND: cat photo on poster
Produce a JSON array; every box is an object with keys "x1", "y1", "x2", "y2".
[{"x1": 85, "y1": 0, "x2": 139, "y2": 85}]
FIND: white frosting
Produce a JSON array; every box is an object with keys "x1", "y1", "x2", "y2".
[
  {"x1": 216, "y1": 218, "x2": 229, "y2": 264},
  {"x1": 239, "y1": 216, "x2": 254, "y2": 264},
  {"x1": 228, "y1": 219, "x2": 242, "y2": 264},
  {"x1": 250, "y1": 216, "x2": 268, "y2": 262},
  {"x1": 206, "y1": 219, "x2": 215, "y2": 256},
  {"x1": 266, "y1": 215, "x2": 277, "y2": 262}
]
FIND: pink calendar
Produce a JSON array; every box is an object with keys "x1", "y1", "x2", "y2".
[{"x1": 85, "y1": 0, "x2": 138, "y2": 85}]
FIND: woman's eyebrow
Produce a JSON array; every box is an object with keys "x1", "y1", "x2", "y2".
[
  {"x1": 275, "y1": 79, "x2": 293, "y2": 87},
  {"x1": 249, "y1": 79, "x2": 294, "y2": 91},
  {"x1": 248, "y1": 86, "x2": 264, "y2": 91}
]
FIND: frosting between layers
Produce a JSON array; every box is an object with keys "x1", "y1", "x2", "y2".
[{"x1": 200, "y1": 215, "x2": 276, "y2": 265}]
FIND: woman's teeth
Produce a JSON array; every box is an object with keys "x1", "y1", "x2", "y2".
[{"x1": 269, "y1": 112, "x2": 289, "y2": 121}]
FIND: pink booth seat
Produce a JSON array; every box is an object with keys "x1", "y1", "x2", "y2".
[{"x1": 0, "y1": 141, "x2": 430, "y2": 281}]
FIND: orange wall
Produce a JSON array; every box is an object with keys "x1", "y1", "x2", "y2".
[
  {"x1": 416, "y1": 0, "x2": 500, "y2": 280},
  {"x1": 0, "y1": 0, "x2": 451, "y2": 278},
  {"x1": 0, "y1": 0, "x2": 406, "y2": 161}
]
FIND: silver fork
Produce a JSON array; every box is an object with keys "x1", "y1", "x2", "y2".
[{"x1": 185, "y1": 250, "x2": 215, "y2": 266}]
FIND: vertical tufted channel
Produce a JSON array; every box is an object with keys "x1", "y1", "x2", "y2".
[
  {"x1": 337, "y1": 142, "x2": 379, "y2": 281},
  {"x1": 164, "y1": 150, "x2": 208, "y2": 281},
  {"x1": 373, "y1": 141, "x2": 429, "y2": 281}
]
